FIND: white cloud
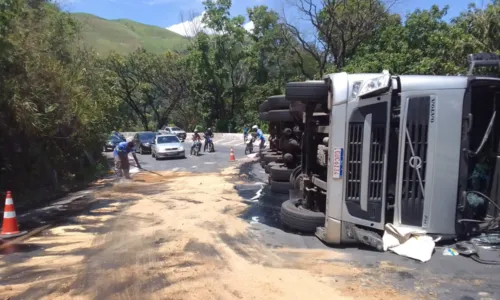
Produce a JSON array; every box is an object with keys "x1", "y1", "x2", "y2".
[
  {"x1": 166, "y1": 12, "x2": 254, "y2": 37},
  {"x1": 243, "y1": 21, "x2": 254, "y2": 32}
]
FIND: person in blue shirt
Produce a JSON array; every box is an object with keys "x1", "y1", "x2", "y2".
[
  {"x1": 252, "y1": 125, "x2": 265, "y2": 149},
  {"x1": 243, "y1": 125, "x2": 249, "y2": 143},
  {"x1": 113, "y1": 141, "x2": 141, "y2": 179}
]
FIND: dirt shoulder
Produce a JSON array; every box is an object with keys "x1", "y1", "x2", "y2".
[{"x1": 0, "y1": 165, "x2": 417, "y2": 300}]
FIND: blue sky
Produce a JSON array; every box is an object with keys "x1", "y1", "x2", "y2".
[{"x1": 58, "y1": 0, "x2": 490, "y2": 36}]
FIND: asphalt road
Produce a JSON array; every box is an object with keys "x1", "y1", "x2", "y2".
[
  {"x1": 138, "y1": 141, "x2": 246, "y2": 173},
  {"x1": 2, "y1": 141, "x2": 499, "y2": 299},
  {"x1": 104, "y1": 139, "x2": 251, "y2": 174},
  {"x1": 239, "y1": 163, "x2": 500, "y2": 300}
]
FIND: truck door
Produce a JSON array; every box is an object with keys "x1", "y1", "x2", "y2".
[{"x1": 342, "y1": 93, "x2": 391, "y2": 230}]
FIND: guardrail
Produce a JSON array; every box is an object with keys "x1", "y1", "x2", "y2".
[{"x1": 121, "y1": 132, "x2": 270, "y2": 141}]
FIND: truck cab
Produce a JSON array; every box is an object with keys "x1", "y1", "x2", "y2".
[{"x1": 283, "y1": 53, "x2": 500, "y2": 250}]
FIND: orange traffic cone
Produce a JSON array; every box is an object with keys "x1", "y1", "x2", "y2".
[
  {"x1": 229, "y1": 147, "x2": 236, "y2": 161},
  {"x1": 1, "y1": 191, "x2": 26, "y2": 238}
]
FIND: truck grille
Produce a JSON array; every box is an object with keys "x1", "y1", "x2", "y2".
[
  {"x1": 346, "y1": 124, "x2": 363, "y2": 203},
  {"x1": 400, "y1": 96, "x2": 430, "y2": 226},
  {"x1": 346, "y1": 119, "x2": 386, "y2": 222}
]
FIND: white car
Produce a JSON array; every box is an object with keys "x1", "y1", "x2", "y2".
[
  {"x1": 159, "y1": 126, "x2": 186, "y2": 141},
  {"x1": 151, "y1": 134, "x2": 186, "y2": 160}
]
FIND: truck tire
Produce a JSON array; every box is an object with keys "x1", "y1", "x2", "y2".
[
  {"x1": 259, "y1": 112, "x2": 269, "y2": 121},
  {"x1": 281, "y1": 199, "x2": 325, "y2": 233},
  {"x1": 270, "y1": 165, "x2": 294, "y2": 181},
  {"x1": 262, "y1": 153, "x2": 283, "y2": 164},
  {"x1": 267, "y1": 110, "x2": 293, "y2": 122},
  {"x1": 286, "y1": 81, "x2": 329, "y2": 103},
  {"x1": 260, "y1": 160, "x2": 266, "y2": 168},
  {"x1": 259, "y1": 100, "x2": 269, "y2": 112},
  {"x1": 267, "y1": 95, "x2": 289, "y2": 110},
  {"x1": 270, "y1": 180, "x2": 291, "y2": 194},
  {"x1": 265, "y1": 161, "x2": 281, "y2": 174}
]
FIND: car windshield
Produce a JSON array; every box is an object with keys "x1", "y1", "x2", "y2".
[
  {"x1": 157, "y1": 136, "x2": 179, "y2": 144},
  {"x1": 109, "y1": 135, "x2": 122, "y2": 142},
  {"x1": 139, "y1": 132, "x2": 156, "y2": 141},
  {"x1": 171, "y1": 127, "x2": 182, "y2": 131}
]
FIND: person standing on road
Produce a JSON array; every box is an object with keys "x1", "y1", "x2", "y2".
[
  {"x1": 243, "y1": 125, "x2": 249, "y2": 143},
  {"x1": 113, "y1": 141, "x2": 141, "y2": 179},
  {"x1": 252, "y1": 125, "x2": 265, "y2": 150}
]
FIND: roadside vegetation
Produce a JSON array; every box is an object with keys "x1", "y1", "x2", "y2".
[{"x1": 0, "y1": 0, "x2": 498, "y2": 206}]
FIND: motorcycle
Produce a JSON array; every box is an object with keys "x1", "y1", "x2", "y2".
[
  {"x1": 245, "y1": 135, "x2": 255, "y2": 155},
  {"x1": 204, "y1": 135, "x2": 215, "y2": 152},
  {"x1": 191, "y1": 140, "x2": 202, "y2": 156}
]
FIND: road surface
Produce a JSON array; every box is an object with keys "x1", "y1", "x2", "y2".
[{"x1": 0, "y1": 144, "x2": 499, "y2": 300}]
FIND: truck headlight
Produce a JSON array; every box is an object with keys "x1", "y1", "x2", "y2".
[{"x1": 358, "y1": 71, "x2": 391, "y2": 98}]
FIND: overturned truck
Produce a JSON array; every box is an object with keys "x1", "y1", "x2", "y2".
[
  {"x1": 258, "y1": 95, "x2": 302, "y2": 194},
  {"x1": 280, "y1": 53, "x2": 500, "y2": 250}
]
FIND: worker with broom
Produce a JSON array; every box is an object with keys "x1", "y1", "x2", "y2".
[{"x1": 113, "y1": 141, "x2": 141, "y2": 179}]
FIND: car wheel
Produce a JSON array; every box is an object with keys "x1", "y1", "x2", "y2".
[
  {"x1": 155, "y1": 155, "x2": 159, "y2": 161},
  {"x1": 280, "y1": 199, "x2": 326, "y2": 233},
  {"x1": 267, "y1": 95, "x2": 289, "y2": 110},
  {"x1": 139, "y1": 147, "x2": 144, "y2": 155},
  {"x1": 285, "y1": 81, "x2": 329, "y2": 103},
  {"x1": 259, "y1": 100, "x2": 269, "y2": 112}
]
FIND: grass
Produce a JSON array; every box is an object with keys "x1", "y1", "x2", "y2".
[{"x1": 71, "y1": 13, "x2": 190, "y2": 56}]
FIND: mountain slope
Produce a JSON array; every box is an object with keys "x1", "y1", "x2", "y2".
[{"x1": 72, "y1": 13, "x2": 189, "y2": 55}]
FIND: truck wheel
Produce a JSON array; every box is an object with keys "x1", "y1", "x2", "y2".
[
  {"x1": 262, "y1": 153, "x2": 283, "y2": 164},
  {"x1": 281, "y1": 199, "x2": 325, "y2": 233},
  {"x1": 267, "y1": 110, "x2": 293, "y2": 122},
  {"x1": 267, "y1": 95, "x2": 289, "y2": 110},
  {"x1": 286, "y1": 81, "x2": 329, "y2": 103},
  {"x1": 259, "y1": 100, "x2": 269, "y2": 112},
  {"x1": 270, "y1": 165, "x2": 294, "y2": 181},
  {"x1": 259, "y1": 112, "x2": 269, "y2": 121},
  {"x1": 265, "y1": 161, "x2": 281, "y2": 174},
  {"x1": 270, "y1": 180, "x2": 291, "y2": 194}
]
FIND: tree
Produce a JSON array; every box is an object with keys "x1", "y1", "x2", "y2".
[
  {"x1": 0, "y1": 0, "x2": 122, "y2": 204},
  {"x1": 452, "y1": 1, "x2": 500, "y2": 54},
  {"x1": 344, "y1": 5, "x2": 484, "y2": 75},
  {"x1": 283, "y1": 0, "x2": 399, "y2": 73}
]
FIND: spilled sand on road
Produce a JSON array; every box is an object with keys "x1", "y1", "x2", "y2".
[{"x1": 0, "y1": 166, "x2": 416, "y2": 300}]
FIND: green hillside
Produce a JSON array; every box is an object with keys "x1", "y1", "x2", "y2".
[{"x1": 71, "y1": 13, "x2": 189, "y2": 55}]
